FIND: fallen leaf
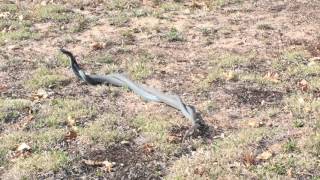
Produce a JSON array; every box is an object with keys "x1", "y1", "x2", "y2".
[
  {"x1": 0, "y1": 84, "x2": 8, "y2": 92},
  {"x1": 269, "y1": 143, "x2": 282, "y2": 154},
  {"x1": 82, "y1": 159, "x2": 114, "y2": 172},
  {"x1": 11, "y1": 143, "x2": 32, "y2": 159},
  {"x1": 41, "y1": 1, "x2": 47, "y2": 6},
  {"x1": 194, "y1": 166, "x2": 206, "y2": 176},
  {"x1": 17, "y1": 143, "x2": 31, "y2": 152},
  {"x1": 167, "y1": 135, "x2": 180, "y2": 144},
  {"x1": 225, "y1": 71, "x2": 238, "y2": 81},
  {"x1": 120, "y1": 140, "x2": 130, "y2": 145},
  {"x1": 309, "y1": 57, "x2": 320, "y2": 61},
  {"x1": 67, "y1": 115, "x2": 76, "y2": 127},
  {"x1": 143, "y1": 143, "x2": 155, "y2": 154},
  {"x1": 91, "y1": 42, "x2": 105, "y2": 50},
  {"x1": 190, "y1": 1, "x2": 204, "y2": 9},
  {"x1": 0, "y1": 12, "x2": 10, "y2": 19},
  {"x1": 18, "y1": 15, "x2": 24, "y2": 21},
  {"x1": 297, "y1": 79, "x2": 309, "y2": 92},
  {"x1": 64, "y1": 129, "x2": 77, "y2": 141},
  {"x1": 20, "y1": 114, "x2": 34, "y2": 129},
  {"x1": 264, "y1": 71, "x2": 280, "y2": 83},
  {"x1": 256, "y1": 151, "x2": 273, "y2": 160},
  {"x1": 287, "y1": 167, "x2": 293, "y2": 177},
  {"x1": 246, "y1": 119, "x2": 264, "y2": 128},
  {"x1": 37, "y1": 88, "x2": 49, "y2": 98},
  {"x1": 242, "y1": 151, "x2": 255, "y2": 167},
  {"x1": 32, "y1": 88, "x2": 52, "y2": 100}
]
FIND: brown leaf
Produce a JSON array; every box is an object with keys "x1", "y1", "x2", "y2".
[
  {"x1": 0, "y1": 84, "x2": 8, "y2": 92},
  {"x1": 167, "y1": 135, "x2": 180, "y2": 144},
  {"x1": 225, "y1": 71, "x2": 238, "y2": 81},
  {"x1": 297, "y1": 79, "x2": 309, "y2": 92},
  {"x1": 264, "y1": 71, "x2": 280, "y2": 83},
  {"x1": 194, "y1": 166, "x2": 206, "y2": 176},
  {"x1": 143, "y1": 143, "x2": 155, "y2": 154},
  {"x1": 64, "y1": 129, "x2": 77, "y2": 141},
  {"x1": 20, "y1": 114, "x2": 34, "y2": 129},
  {"x1": 242, "y1": 151, "x2": 256, "y2": 166},
  {"x1": 268, "y1": 143, "x2": 282, "y2": 154},
  {"x1": 287, "y1": 167, "x2": 293, "y2": 177},
  {"x1": 256, "y1": 151, "x2": 273, "y2": 160},
  {"x1": 17, "y1": 143, "x2": 31, "y2": 152},
  {"x1": 82, "y1": 159, "x2": 114, "y2": 172},
  {"x1": 91, "y1": 42, "x2": 105, "y2": 50},
  {"x1": 11, "y1": 143, "x2": 32, "y2": 159}
]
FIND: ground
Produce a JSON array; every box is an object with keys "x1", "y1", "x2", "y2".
[{"x1": 0, "y1": 0, "x2": 320, "y2": 179}]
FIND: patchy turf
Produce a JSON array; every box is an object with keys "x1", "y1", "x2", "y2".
[{"x1": 1, "y1": 0, "x2": 320, "y2": 179}]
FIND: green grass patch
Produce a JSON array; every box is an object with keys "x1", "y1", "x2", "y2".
[
  {"x1": 0, "y1": 98, "x2": 32, "y2": 123},
  {"x1": 283, "y1": 138, "x2": 298, "y2": 153},
  {"x1": 0, "y1": 19, "x2": 37, "y2": 44},
  {"x1": 69, "y1": 15, "x2": 91, "y2": 33},
  {"x1": 32, "y1": 4, "x2": 74, "y2": 22},
  {"x1": 285, "y1": 94, "x2": 320, "y2": 125},
  {"x1": 104, "y1": 0, "x2": 141, "y2": 11},
  {"x1": 26, "y1": 67, "x2": 70, "y2": 90},
  {"x1": 160, "y1": 2, "x2": 182, "y2": 12},
  {"x1": 200, "y1": 67, "x2": 224, "y2": 89},
  {"x1": 79, "y1": 114, "x2": 132, "y2": 145},
  {"x1": 109, "y1": 12, "x2": 130, "y2": 27},
  {"x1": 0, "y1": 3, "x2": 18, "y2": 13},
  {"x1": 35, "y1": 98, "x2": 96, "y2": 128},
  {"x1": 0, "y1": 128, "x2": 64, "y2": 167},
  {"x1": 128, "y1": 52, "x2": 153, "y2": 80},
  {"x1": 131, "y1": 114, "x2": 180, "y2": 154},
  {"x1": 3, "y1": 151, "x2": 69, "y2": 179},
  {"x1": 56, "y1": 52, "x2": 70, "y2": 67},
  {"x1": 206, "y1": 0, "x2": 243, "y2": 9},
  {"x1": 166, "y1": 28, "x2": 184, "y2": 42},
  {"x1": 167, "y1": 127, "x2": 272, "y2": 179},
  {"x1": 200, "y1": 52, "x2": 252, "y2": 89}
]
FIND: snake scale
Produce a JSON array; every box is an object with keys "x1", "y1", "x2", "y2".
[{"x1": 60, "y1": 48, "x2": 206, "y2": 140}]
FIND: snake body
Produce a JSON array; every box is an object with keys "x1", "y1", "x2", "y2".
[{"x1": 60, "y1": 48, "x2": 205, "y2": 139}]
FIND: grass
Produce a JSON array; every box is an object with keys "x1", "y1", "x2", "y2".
[
  {"x1": 56, "y1": 52, "x2": 70, "y2": 67},
  {"x1": 131, "y1": 114, "x2": 181, "y2": 154},
  {"x1": 0, "y1": 19, "x2": 37, "y2": 45},
  {"x1": 35, "y1": 98, "x2": 97, "y2": 128},
  {"x1": 79, "y1": 114, "x2": 133, "y2": 145},
  {"x1": 32, "y1": 4, "x2": 74, "y2": 22},
  {"x1": 26, "y1": 67, "x2": 70, "y2": 90},
  {"x1": 69, "y1": 15, "x2": 91, "y2": 33},
  {"x1": 205, "y1": 0, "x2": 243, "y2": 9},
  {"x1": 2, "y1": 1, "x2": 320, "y2": 179},
  {"x1": 2, "y1": 151, "x2": 69, "y2": 179},
  {"x1": 0, "y1": 3, "x2": 18, "y2": 13},
  {"x1": 167, "y1": 127, "x2": 272, "y2": 179},
  {"x1": 104, "y1": 0, "x2": 140, "y2": 11},
  {"x1": 285, "y1": 93, "x2": 320, "y2": 125},
  {"x1": 283, "y1": 138, "x2": 298, "y2": 153},
  {"x1": 128, "y1": 52, "x2": 154, "y2": 80},
  {"x1": 0, "y1": 98, "x2": 32, "y2": 123},
  {"x1": 109, "y1": 12, "x2": 130, "y2": 27},
  {"x1": 160, "y1": 2, "x2": 182, "y2": 12},
  {"x1": 166, "y1": 28, "x2": 184, "y2": 42},
  {"x1": 200, "y1": 67, "x2": 224, "y2": 89},
  {"x1": 0, "y1": 128, "x2": 65, "y2": 167},
  {"x1": 200, "y1": 52, "x2": 252, "y2": 89}
]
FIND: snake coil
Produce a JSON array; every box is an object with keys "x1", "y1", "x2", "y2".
[{"x1": 60, "y1": 48, "x2": 206, "y2": 140}]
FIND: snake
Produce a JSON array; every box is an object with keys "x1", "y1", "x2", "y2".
[{"x1": 60, "y1": 48, "x2": 206, "y2": 140}]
